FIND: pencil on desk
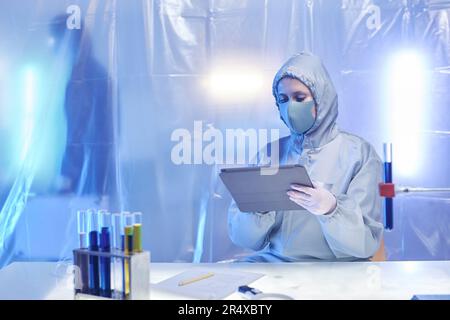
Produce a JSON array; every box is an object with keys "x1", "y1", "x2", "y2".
[{"x1": 178, "y1": 272, "x2": 215, "y2": 286}]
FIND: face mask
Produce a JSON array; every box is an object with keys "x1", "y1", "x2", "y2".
[{"x1": 279, "y1": 100, "x2": 316, "y2": 134}]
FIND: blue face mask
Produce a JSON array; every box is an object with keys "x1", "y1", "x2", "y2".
[{"x1": 279, "y1": 100, "x2": 316, "y2": 134}]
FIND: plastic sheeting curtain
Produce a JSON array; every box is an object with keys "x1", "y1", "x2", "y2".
[{"x1": 0, "y1": 0, "x2": 449, "y2": 268}]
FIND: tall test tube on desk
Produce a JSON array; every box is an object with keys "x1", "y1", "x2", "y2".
[
  {"x1": 87, "y1": 209, "x2": 100, "y2": 296},
  {"x1": 76, "y1": 210, "x2": 89, "y2": 294},
  {"x1": 123, "y1": 213, "x2": 134, "y2": 298},
  {"x1": 99, "y1": 210, "x2": 112, "y2": 297},
  {"x1": 112, "y1": 212, "x2": 124, "y2": 299},
  {"x1": 133, "y1": 212, "x2": 143, "y2": 253}
]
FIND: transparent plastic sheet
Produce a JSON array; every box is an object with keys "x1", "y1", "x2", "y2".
[
  {"x1": 0, "y1": 1, "x2": 120, "y2": 267},
  {"x1": 0, "y1": 0, "x2": 448, "y2": 268}
]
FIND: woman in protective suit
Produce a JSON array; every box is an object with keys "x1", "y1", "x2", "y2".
[{"x1": 228, "y1": 52, "x2": 384, "y2": 262}]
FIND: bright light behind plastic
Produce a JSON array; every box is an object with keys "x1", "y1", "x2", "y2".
[
  {"x1": 12, "y1": 63, "x2": 68, "y2": 189},
  {"x1": 387, "y1": 50, "x2": 428, "y2": 177},
  {"x1": 206, "y1": 66, "x2": 265, "y2": 101}
]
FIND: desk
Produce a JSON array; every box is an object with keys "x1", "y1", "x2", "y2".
[{"x1": 0, "y1": 261, "x2": 449, "y2": 299}]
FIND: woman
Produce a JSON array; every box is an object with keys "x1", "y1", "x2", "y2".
[{"x1": 228, "y1": 52, "x2": 384, "y2": 262}]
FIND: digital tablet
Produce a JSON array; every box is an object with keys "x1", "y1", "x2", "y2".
[{"x1": 219, "y1": 164, "x2": 314, "y2": 212}]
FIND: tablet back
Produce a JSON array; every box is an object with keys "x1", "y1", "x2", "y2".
[{"x1": 219, "y1": 165, "x2": 313, "y2": 212}]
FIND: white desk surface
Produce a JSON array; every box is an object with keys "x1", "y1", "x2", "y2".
[{"x1": 0, "y1": 261, "x2": 449, "y2": 300}]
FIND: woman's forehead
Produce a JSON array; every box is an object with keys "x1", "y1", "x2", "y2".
[{"x1": 277, "y1": 77, "x2": 311, "y2": 94}]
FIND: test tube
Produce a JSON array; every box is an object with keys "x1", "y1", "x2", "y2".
[
  {"x1": 123, "y1": 213, "x2": 134, "y2": 298},
  {"x1": 383, "y1": 143, "x2": 394, "y2": 230},
  {"x1": 133, "y1": 212, "x2": 143, "y2": 253},
  {"x1": 112, "y1": 213, "x2": 124, "y2": 251},
  {"x1": 112, "y1": 213, "x2": 124, "y2": 299},
  {"x1": 99, "y1": 210, "x2": 111, "y2": 298},
  {"x1": 75, "y1": 210, "x2": 89, "y2": 294},
  {"x1": 99, "y1": 210, "x2": 111, "y2": 229},
  {"x1": 77, "y1": 210, "x2": 88, "y2": 249},
  {"x1": 124, "y1": 213, "x2": 134, "y2": 253},
  {"x1": 88, "y1": 209, "x2": 100, "y2": 296}
]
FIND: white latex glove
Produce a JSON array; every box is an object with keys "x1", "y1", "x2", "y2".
[{"x1": 287, "y1": 181, "x2": 337, "y2": 215}]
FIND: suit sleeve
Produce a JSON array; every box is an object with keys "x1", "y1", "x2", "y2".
[
  {"x1": 317, "y1": 146, "x2": 384, "y2": 259},
  {"x1": 227, "y1": 141, "x2": 279, "y2": 251},
  {"x1": 228, "y1": 200, "x2": 277, "y2": 251}
]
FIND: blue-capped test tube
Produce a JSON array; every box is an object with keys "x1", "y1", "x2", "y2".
[
  {"x1": 383, "y1": 143, "x2": 394, "y2": 230},
  {"x1": 88, "y1": 209, "x2": 100, "y2": 296},
  {"x1": 99, "y1": 210, "x2": 111, "y2": 298}
]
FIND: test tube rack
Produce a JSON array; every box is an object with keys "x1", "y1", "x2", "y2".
[{"x1": 73, "y1": 249, "x2": 150, "y2": 300}]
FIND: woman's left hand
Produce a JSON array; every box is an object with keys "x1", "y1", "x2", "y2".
[{"x1": 287, "y1": 181, "x2": 337, "y2": 215}]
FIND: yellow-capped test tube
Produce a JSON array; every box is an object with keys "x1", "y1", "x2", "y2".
[
  {"x1": 123, "y1": 213, "x2": 134, "y2": 297},
  {"x1": 133, "y1": 212, "x2": 143, "y2": 253}
]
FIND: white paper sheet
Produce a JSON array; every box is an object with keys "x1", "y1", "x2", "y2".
[{"x1": 152, "y1": 268, "x2": 264, "y2": 299}]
